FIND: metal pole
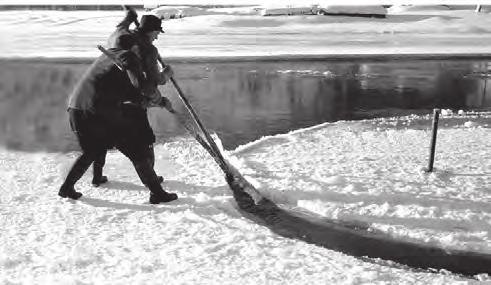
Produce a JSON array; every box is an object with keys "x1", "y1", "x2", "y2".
[
  {"x1": 109, "y1": 7, "x2": 234, "y2": 176},
  {"x1": 482, "y1": 78, "x2": 487, "y2": 107},
  {"x1": 97, "y1": 45, "x2": 124, "y2": 70},
  {"x1": 426, "y1": 109, "x2": 440, "y2": 172},
  {"x1": 168, "y1": 76, "x2": 230, "y2": 170},
  {"x1": 121, "y1": 6, "x2": 229, "y2": 170}
]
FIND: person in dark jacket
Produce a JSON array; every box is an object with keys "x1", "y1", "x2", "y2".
[
  {"x1": 59, "y1": 34, "x2": 177, "y2": 204},
  {"x1": 93, "y1": 10, "x2": 173, "y2": 185},
  {"x1": 108, "y1": 10, "x2": 171, "y2": 100}
]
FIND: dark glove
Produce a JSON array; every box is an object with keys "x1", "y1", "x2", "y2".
[
  {"x1": 159, "y1": 97, "x2": 175, "y2": 113},
  {"x1": 158, "y1": 65, "x2": 174, "y2": 85},
  {"x1": 123, "y1": 6, "x2": 138, "y2": 24}
]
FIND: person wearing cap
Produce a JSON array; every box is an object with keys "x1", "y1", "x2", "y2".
[
  {"x1": 108, "y1": 10, "x2": 173, "y2": 104},
  {"x1": 98, "y1": 9, "x2": 174, "y2": 186},
  {"x1": 92, "y1": 16, "x2": 171, "y2": 187},
  {"x1": 132, "y1": 14, "x2": 173, "y2": 97},
  {"x1": 59, "y1": 34, "x2": 178, "y2": 204}
]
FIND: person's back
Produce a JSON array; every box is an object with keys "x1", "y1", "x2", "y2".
[
  {"x1": 68, "y1": 49, "x2": 141, "y2": 115},
  {"x1": 94, "y1": 50, "x2": 142, "y2": 112}
]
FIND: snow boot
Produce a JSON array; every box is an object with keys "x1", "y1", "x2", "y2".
[
  {"x1": 149, "y1": 192, "x2": 178, "y2": 204},
  {"x1": 92, "y1": 153, "x2": 108, "y2": 187},
  {"x1": 92, "y1": 175, "x2": 108, "y2": 187},
  {"x1": 148, "y1": 181, "x2": 177, "y2": 204},
  {"x1": 58, "y1": 184, "x2": 83, "y2": 200}
]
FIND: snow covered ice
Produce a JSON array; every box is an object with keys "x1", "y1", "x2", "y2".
[
  {"x1": 1, "y1": 4, "x2": 491, "y2": 284},
  {"x1": 1, "y1": 113, "x2": 490, "y2": 284},
  {"x1": 4, "y1": 4, "x2": 491, "y2": 58}
]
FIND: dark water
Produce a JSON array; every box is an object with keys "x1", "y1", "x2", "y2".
[{"x1": 0, "y1": 58, "x2": 490, "y2": 152}]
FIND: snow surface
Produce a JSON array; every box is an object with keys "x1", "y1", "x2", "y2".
[
  {"x1": 3, "y1": 6, "x2": 491, "y2": 58},
  {"x1": 1, "y1": 4, "x2": 491, "y2": 284},
  {"x1": 1, "y1": 112, "x2": 490, "y2": 284}
]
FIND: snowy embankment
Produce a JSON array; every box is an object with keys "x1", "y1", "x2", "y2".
[
  {"x1": 1, "y1": 112, "x2": 490, "y2": 283},
  {"x1": 3, "y1": 6, "x2": 491, "y2": 58}
]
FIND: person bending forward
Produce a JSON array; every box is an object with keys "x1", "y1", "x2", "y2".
[{"x1": 59, "y1": 34, "x2": 177, "y2": 204}]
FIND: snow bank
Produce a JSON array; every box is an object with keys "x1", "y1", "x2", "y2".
[
  {"x1": 151, "y1": 6, "x2": 222, "y2": 19},
  {"x1": 151, "y1": 4, "x2": 388, "y2": 18},
  {"x1": 5, "y1": 9, "x2": 491, "y2": 58},
  {"x1": 150, "y1": 6, "x2": 186, "y2": 19},
  {"x1": 319, "y1": 6, "x2": 387, "y2": 17},
  {"x1": 260, "y1": 5, "x2": 317, "y2": 16},
  {"x1": 388, "y1": 5, "x2": 452, "y2": 13}
]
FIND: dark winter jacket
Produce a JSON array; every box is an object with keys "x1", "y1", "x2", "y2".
[
  {"x1": 67, "y1": 48, "x2": 156, "y2": 145},
  {"x1": 67, "y1": 48, "x2": 143, "y2": 114}
]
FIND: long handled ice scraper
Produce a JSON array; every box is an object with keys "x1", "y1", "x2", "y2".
[
  {"x1": 101, "y1": 7, "x2": 262, "y2": 201},
  {"x1": 156, "y1": 56, "x2": 231, "y2": 171},
  {"x1": 113, "y1": 6, "x2": 233, "y2": 176},
  {"x1": 97, "y1": 44, "x2": 263, "y2": 203},
  {"x1": 154, "y1": 54, "x2": 264, "y2": 203},
  {"x1": 97, "y1": 45, "x2": 216, "y2": 159}
]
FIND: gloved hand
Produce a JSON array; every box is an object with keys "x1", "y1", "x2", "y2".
[
  {"x1": 159, "y1": 96, "x2": 175, "y2": 113},
  {"x1": 123, "y1": 6, "x2": 138, "y2": 24},
  {"x1": 158, "y1": 65, "x2": 174, "y2": 85}
]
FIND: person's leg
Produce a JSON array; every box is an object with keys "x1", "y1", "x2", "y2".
[
  {"x1": 139, "y1": 110, "x2": 164, "y2": 183},
  {"x1": 148, "y1": 144, "x2": 155, "y2": 168},
  {"x1": 92, "y1": 149, "x2": 108, "y2": 186},
  {"x1": 116, "y1": 142, "x2": 177, "y2": 204},
  {"x1": 59, "y1": 151, "x2": 97, "y2": 199},
  {"x1": 59, "y1": 109, "x2": 106, "y2": 199},
  {"x1": 144, "y1": 143, "x2": 164, "y2": 183},
  {"x1": 123, "y1": 107, "x2": 163, "y2": 184}
]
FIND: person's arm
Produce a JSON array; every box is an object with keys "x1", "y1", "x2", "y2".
[
  {"x1": 142, "y1": 46, "x2": 162, "y2": 87},
  {"x1": 134, "y1": 45, "x2": 162, "y2": 105},
  {"x1": 116, "y1": 8, "x2": 138, "y2": 30},
  {"x1": 107, "y1": 9, "x2": 138, "y2": 48},
  {"x1": 118, "y1": 52, "x2": 144, "y2": 90},
  {"x1": 133, "y1": 45, "x2": 175, "y2": 110}
]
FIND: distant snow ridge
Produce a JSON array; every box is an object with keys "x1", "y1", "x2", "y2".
[
  {"x1": 277, "y1": 69, "x2": 335, "y2": 77},
  {"x1": 150, "y1": 4, "x2": 388, "y2": 18},
  {"x1": 151, "y1": 6, "x2": 223, "y2": 19},
  {"x1": 317, "y1": 6, "x2": 387, "y2": 18},
  {"x1": 260, "y1": 5, "x2": 318, "y2": 16}
]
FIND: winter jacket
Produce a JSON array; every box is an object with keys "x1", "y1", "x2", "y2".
[
  {"x1": 67, "y1": 48, "x2": 156, "y2": 146},
  {"x1": 67, "y1": 48, "x2": 143, "y2": 114}
]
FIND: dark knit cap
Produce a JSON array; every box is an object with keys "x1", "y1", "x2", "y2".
[{"x1": 139, "y1": 15, "x2": 164, "y2": 33}]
